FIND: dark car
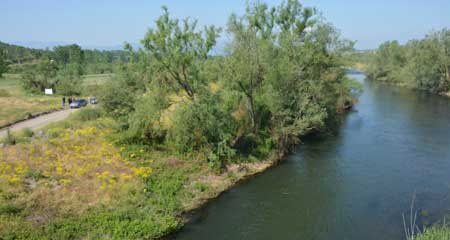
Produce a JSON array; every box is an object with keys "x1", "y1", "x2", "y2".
[{"x1": 70, "y1": 99, "x2": 88, "y2": 108}]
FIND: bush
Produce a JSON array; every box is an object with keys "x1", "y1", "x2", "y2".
[
  {"x1": 2, "y1": 129, "x2": 16, "y2": 145},
  {"x1": 0, "y1": 89, "x2": 11, "y2": 97},
  {"x1": 0, "y1": 204, "x2": 24, "y2": 216},
  {"x1": 20, "y1": 128, "x2": 34, "y2": 138},
  {"x1": 122, "y1": 91, "x2": 169, "y2": 144},
  {"x1": 72, "y1": 108, "x2": 102, "y2": 121},
  {"x1": 100, "y1": 78, "x2": 136, "y2": 120},
  {"x1": 55, "y1": 64, "x2": 83, "y2": 96},
  {"x1": 167, "y1": 93, "x2": 237, "y2": 159}
]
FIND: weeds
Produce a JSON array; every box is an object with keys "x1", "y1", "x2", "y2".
[{"x1": 404, "y1": 193, "x2": 420, "y2": 240}]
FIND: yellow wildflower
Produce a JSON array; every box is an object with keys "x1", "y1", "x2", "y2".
[{"x1": 131, "y1": 167, "x2": 152, "y2": 178}]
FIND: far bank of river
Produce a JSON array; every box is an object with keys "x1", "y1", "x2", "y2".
[{"x1": 175, "y1": 73, "x2": 450, "y2": 240}]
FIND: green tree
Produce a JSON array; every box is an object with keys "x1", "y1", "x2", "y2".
[
  {"x1": 0, "y1": 50, "x2": 9, "y2": 78},
  {"x1": 21, "y1": 58, "x2": 58, "y2": 93},
  {"x1": 368, "y1": 28, "x2": 450, "y2": 93},
  {"x1": 55, "y1": 63, "x2": 83, "y2": 96},
  {"x1": 53, "y1": 44, "x2": 85, "y2": 75},
  {"x1": 225, "y1": 2, "x2": 276, "y2": 133},
  {"x1": 141, "y1": 6, "x2": 220, "y2": 99}
]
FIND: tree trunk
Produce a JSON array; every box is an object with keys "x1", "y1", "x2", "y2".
[{"x1": 248, "y1": 95, "x2": 257, "y2": 133}]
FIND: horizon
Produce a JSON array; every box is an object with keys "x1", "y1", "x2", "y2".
[{"x1": 1, "y1": 0, "x2": 450, "y2": 50}]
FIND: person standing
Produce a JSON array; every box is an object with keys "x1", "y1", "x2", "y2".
[
  {"x1": 62, "y1": 96, "x2": 66, "y2": 109},
  {"x1": 68, "y1": 96, "x2": 72, "y2": 106}
]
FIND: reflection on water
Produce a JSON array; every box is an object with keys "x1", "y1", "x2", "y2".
[{"x1": 176, "y1": 73, "x2": 450, "y2": 240}]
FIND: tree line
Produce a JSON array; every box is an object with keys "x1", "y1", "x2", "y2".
[
  {"x1": 0, "y1": 42, "x2": 133, "y2": 95},
  {"x1": 100, "y1": 0, "x2": 361, "y2": 170},
  {"x1": 366, "y1": 29, "x2": 450, "y2": 93}
]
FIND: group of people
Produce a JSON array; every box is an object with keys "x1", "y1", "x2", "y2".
[{"x1": 61, "y1": 96, "x2": 77, "y2": 109}]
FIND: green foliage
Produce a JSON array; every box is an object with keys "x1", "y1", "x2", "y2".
[
  {"x1": 55, "y1": 63, "x2": 83, "y2": 96},
  {"x1": 0, "y1": 89, "x2": 11, "y2": 97},
  {"x1": 0, "y1": 41, "x2": 48, "y2": 64},
  {"x1": 123, "y1": 90, "x2": 169, "y2": 144},
  {"x1": 100, "y1": 77, "x2": 136, "y2": 121},
  {"x1": 53, "y1": 44, "x2": 84, "y2": 67},
  {"x1": 415, "y1": 225, "x2": 450, "y2": 240},
  {"x1": 105, "y1": 1, "x2": 358, "y2": 160},
  {"x1": 367, "y1": 28, "x2": 450, "y2": 93},
  {"x1": 2, "y1": 129, "x2": 16, "y2": 145},
  {"x1": 21, "y1": 58, "x2": 58, "y2": 94},
  {"x1": 0, "y1": 204, "x2": 24, "y2": 216},
  {"x1": 224, "y1": 0, "x2": 358, "y2": 150},
  {"x1": 167, "y1": 93, "x2": 237, "y2": 154},
  {"x1": 100, "y1": 60, "x2": 149, "y2": 122},
  {"x1": 20, "y1": 128, "x2": 34, "y2": 138},
  {"x1": 0, "y1": 50, "x2": 9, "y2": 78},
  {"x1": 1, "y1": 207, "x2": 181, "y2": 240},
  {"x1": 73, "y1": 108, "x2": 102, "y2": 121},
  {"x1": 142, "y1": 6, "x2": 220, "y2": 99}
]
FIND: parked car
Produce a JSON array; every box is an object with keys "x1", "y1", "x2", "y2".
[
  {"x1": 89, "y1": 97, "x2": 98, "y2": 104},
  {"x1": 70, "y1": 99, "x2": 88, "y2": 108}
]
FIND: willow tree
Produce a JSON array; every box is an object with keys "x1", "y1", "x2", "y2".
[
  {"x1": 226, "y1": 0, "x2": 358, "y2": 149},
  {"x1": 226, "y1": 2, "x2": 277, "y2": 133},
  {"x1": 142, "y1": 6, "x2": 220, "y2": 99}
]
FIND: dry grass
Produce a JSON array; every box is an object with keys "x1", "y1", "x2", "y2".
[
  {"x1": 0, "y1": 124, "x2": 146, "y2": 225},
  {"x1": 0, "y1": 74, "x2": 60, "y2": 126},
  {"x1": 0, "y1": 73, "x2": 114, "y2": 127}
]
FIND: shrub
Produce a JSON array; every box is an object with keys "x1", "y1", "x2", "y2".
[
  {"x1": 2, "y1": 129, "x2": 16, "y2": 145},
  {"x1": 0, "y1": 89, "x2": 10, "y2": 97},
  {"x1": 167, "y1": 93, "x2": 237, "y2": 154},
  {"x1": 122, "y1": 91, "x2": 169, "y2": 144},
  {"x1": 20, "y1": 128, "x2": 34, "y2": 138},
  {"x1": 100, "y1": 78, "x2": 136, "y2": 120},
  {"x1": 0, "y1": 204, "x2": 24, "y2": 216},
  {"x1": 73, "y1": 108, "x2": 102, "y2": 121}
]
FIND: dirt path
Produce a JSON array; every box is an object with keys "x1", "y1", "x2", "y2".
[{"x1": 0, "y1": 109, "x2": 78, "y2": 138}]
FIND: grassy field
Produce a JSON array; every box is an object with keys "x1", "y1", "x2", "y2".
[
  {"x1": 0, "y1": 73, "x2": 113, "y2": 127},
  {"x1": 0, "y1": 108, "x2": 277, "y2": 239},
  {"x1": 0, "y1": 74, "x2": 60, "y2": 127}
]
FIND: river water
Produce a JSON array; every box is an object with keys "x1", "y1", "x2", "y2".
[{"x1": 176, "y1": 73, "x2": 450, "y2": 240}]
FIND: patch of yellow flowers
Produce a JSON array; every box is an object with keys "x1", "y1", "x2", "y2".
[
  {"x1": 131, "y1": 167, "x2": 153, "y2": 178},
  {"x1": 0, "y1": 126, "x2": 153, "y2": 211}
]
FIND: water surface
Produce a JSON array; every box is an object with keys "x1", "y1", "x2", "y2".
[{"x1": 176, "y1": 74, "x2": 450, "y2": 240}]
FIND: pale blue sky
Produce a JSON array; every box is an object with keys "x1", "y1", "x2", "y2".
[{"x1": 1, "y1": 0, "x2": 449, "y2": 50}]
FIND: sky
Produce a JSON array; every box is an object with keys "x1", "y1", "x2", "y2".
[{"x1": 1, "y1": 0, "x2": 449, "y2": 50}]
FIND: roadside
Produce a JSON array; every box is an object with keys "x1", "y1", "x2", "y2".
[
  {"x1": 0, "y1": 108, "x2": 77, "y2": 138},
  {"x1": 0, "y1": 73, "x2": 111, "y2": 127}
]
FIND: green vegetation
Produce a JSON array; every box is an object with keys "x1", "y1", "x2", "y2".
[
  {"x1": 414, "y1": 225, "x2": 450, "y2": 240},
  {"x1": 0, "y1": 108, "x2": 277, "y2": 239},
  {"x1": 0, "y1": 74, "x2": 60, "y2": 126},
  {"x1": 366, "y1": 28, "x2": 450, "y2": 94},
  {"x1": 0, "y1": 49, "x2": 9, "y2": 78},
  {"x1": 0, "y1": 73, "x2": 112, "y2": 126},
  {"x1": 0, "y1": 1, "x2": 361, "y2": 239}
]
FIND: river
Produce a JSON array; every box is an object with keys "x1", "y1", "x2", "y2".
[{"x1": 175, "y1": 73, "x2": 450, "y2": 240}]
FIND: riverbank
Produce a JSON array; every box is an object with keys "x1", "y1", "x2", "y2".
[
  {"x1": 0, "y1": 108, "x2": 291, "y2": 239},
  {"x1": 364, "y1": 74, "x2": 450, "y2": 98},
  {"x1": 179, "y1": 151, "x2": 284, "y2": 214}
]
